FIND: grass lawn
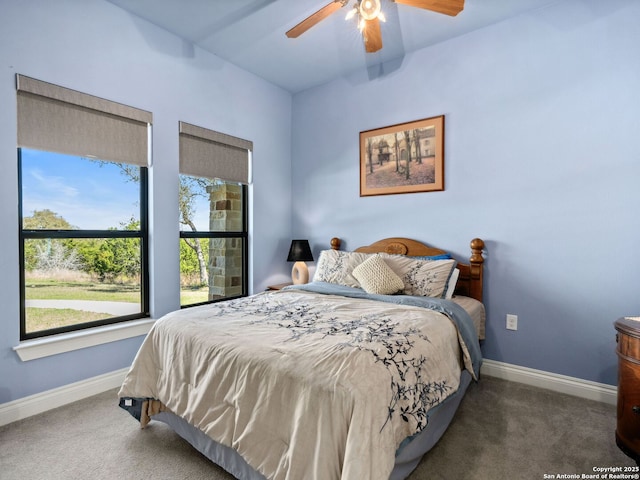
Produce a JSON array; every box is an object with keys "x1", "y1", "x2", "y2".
[
  {"x1": 26, "y1": 307, "x2": 113, "y2": 333},
  {"x1": 25, "y1": 279, "x2": 140, "y2": 302},
  {"x1": 27, "y1": 278, "x2": 211, "y2": 305},
  {"x1": 180, "y1": 285, "x2": 209, "y2": 305},
  {"x1": 24, "y1": 276, "x2": 211, "y2": 332},
  {"x1": 25, "y1": 277, "x2": 138, "y2": 333}
]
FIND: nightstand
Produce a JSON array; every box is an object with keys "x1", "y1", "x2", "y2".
[
  {"x1": 615, "y1": 316, "x2": 640, "y2": 464},
  {"x1": 266, "y1": 282, "x2": 292, "y2": 291}
]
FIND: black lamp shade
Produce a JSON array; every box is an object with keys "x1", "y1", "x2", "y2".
[{"x1": 287, "y1": 240, "x2": 314, "y2": 262}]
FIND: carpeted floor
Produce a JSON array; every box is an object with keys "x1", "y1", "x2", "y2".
[{"x1": 0, "y1": 376, "x2": 634, "y2": 479}]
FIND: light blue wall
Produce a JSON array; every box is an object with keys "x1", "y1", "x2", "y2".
[
  {"x1": 291, "y1": 0, "x2": 640, "y2": 385},
  {"x1": 0, "y1": 0, "x2": 292, "y2": 402},
  {"x1": 1, "y1": 0, "x2": 637, "y2": 405}
]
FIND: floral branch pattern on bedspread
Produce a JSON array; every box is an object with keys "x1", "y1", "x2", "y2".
[{"x1": 209, "y1": 293, "x2": 453, "y2": 435}]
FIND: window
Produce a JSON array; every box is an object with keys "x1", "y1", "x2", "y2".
[
  {"x1": 16, "y1": 75, "x2": 152, "y2": 340},
  {"x1": 178, "y1": 122, "x2": 251, "y2": 307}
]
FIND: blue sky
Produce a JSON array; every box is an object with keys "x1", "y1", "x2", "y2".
[
  {"x1": 21, "y1": 149, "x2": 211, "y2": 231},
  {"x1": 21, "y1": 149, "x2": 140, "y2": 230}
]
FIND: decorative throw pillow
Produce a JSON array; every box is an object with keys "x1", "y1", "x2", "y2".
[
  {"x1": 379, "y1": 254, "x2": 457, "y2": 298},
  {"x1": 312, "y1": 249, "x2": 371, "y2": 287},
  {"x1": 352, "y1": 255, "x2": 404, "y2": 295}
]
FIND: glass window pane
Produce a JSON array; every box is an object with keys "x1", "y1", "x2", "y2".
[
  {"x1": 180, "y1": 237, "x2": 244, "y2": 306},
  {"x1": 180, "y1": 237, "x2": 209, "y2": 306},
  {"x1": 21, "y1": 148, "x2": 140, "y2": 230},
  {"x1": 179, "y1": 175, "x2": 243, "y2": 232},
  {"x1": 24, "y1": 238, "x2": 142, "y2": 334}
]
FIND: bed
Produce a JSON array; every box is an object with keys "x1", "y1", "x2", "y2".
[{"x1": 118, "y1": 236, "x2": 485, "y2": 480}]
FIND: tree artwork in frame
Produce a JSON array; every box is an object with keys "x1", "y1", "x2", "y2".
[{"x1": 360, "y1": 115, "x2": 444, "y2": 196}]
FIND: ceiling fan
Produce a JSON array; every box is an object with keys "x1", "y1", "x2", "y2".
[{"x1": 286, "y1": 0, "x2": 464, "y2": 53}]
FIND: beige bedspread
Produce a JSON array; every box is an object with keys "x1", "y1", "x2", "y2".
[{"x1": 119, "y1": 287, "x2": 476, "y2": 480}]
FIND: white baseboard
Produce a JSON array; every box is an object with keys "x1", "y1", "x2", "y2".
[
  {"x1": 481, "y1": 359, "x2": 618, "y2": 405},
  {"x1": 0, "y1": 360, "x2": 618, "y2": 428},
  {"x1": 0, "y1": 367, "x2": 129, "y2": 427}
]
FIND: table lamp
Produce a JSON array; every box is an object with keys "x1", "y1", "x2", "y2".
[{"x1": 287, "y1": 239, "x2": 314, "y2": 284}]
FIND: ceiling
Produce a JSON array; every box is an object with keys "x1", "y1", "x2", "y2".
[{"x1": 107, "y1": 0, "x2": 559, "y2": 93}]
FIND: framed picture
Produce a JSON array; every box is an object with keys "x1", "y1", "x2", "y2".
[{"x1": 360, "y1": 115, "x2": 444, "y2": 196}]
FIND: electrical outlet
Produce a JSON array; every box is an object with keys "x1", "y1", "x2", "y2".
[{"x1": 506, "y1": 314, "x2": 518, "y2": 331}]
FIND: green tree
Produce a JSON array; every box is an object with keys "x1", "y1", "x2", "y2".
[
  {"x1": 179, "y1": 175, "x2": 211, "y2": 285},
  {"x1": 180, "y1": 237, "x2": 209, "y2": 285},
  {"x1": 23, "y1": 209, "x2": 77, "y2": 230},
  {"x1": 73, "y1": 238, "x2": 101, "y2": 276},
  {"x1": 90, "y1": 218, "x2": 141, "y2": 282},
  {"x1": 23, "y1": 210, "x2": 78, "y2": 271}
]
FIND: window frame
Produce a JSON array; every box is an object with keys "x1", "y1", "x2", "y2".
[
  {"x1": 17, "y1": 148, "x2": 150, "y2": 341},
  {"x1": 179, "y1": 181, "x2": 248, "y2": 309}
]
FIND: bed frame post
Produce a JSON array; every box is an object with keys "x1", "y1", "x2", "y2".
[
  {"x1": 331, "y1": 237, "x2": 341, "y2": 250},
  {"x1": 468, "y1": 238, "x2": 485, "y2": 302}
]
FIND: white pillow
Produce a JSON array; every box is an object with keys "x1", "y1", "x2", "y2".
[
  {"x1": 444, "y1": 268, "x2": 459, "y2": 299},
  {"x1": 379, "y1": 254, "x2": 457, "y2": 298},
  {"x1": 312, "y1": 249, "x2": 371, "y2": 287},
  {"x1": 313, "y1": 249, "x2": 457, "y2": 298},
  {"x1": 352, "y1": 255, "x2": 404, "y2": 295}
]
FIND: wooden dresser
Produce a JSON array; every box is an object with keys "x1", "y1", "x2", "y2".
[{"x1": 615, "y1": 317, "x2": 640, "y2": 464}]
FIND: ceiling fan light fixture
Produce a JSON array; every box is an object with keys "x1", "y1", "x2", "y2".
[
  {"x1": 288, "y1": 0, "x2": 465, "y2": 54},
  {"x1": 359, "y1": 0, "x2": 381, "y2": 21}
]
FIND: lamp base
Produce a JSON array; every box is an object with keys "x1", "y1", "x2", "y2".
[{"x1": 291, "y1": 261, "x2": 309, "y2": 285}]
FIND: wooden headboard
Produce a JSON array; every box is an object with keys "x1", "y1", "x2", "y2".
[{"x1": 329, "y1": 237, "x2": 485, "y2": 302}]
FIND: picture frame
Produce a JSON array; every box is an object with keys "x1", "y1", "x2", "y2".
[{"x1": 359, "y1": 115, "x2": 444, "y2": 196}]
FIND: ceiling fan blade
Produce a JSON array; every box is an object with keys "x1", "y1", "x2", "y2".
[
  {"x1": 362, "y1": 17, "x2": 383, "y2": 53},
  {"x1": 286, "y1": 1, "x2": 347, "y2": 38},
  {"x1": 393, "y1": 0, "x2": 464, "y2": 16}
]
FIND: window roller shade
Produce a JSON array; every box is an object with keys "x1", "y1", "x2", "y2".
[
  {"x1": 179, "y1": 121, "x2": 252, "y2": 185},
  {"x1": 16, "y1": 74, "x2": 152, "y2": 166}
]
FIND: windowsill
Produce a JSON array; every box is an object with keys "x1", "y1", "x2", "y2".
[{"x1": 13, "y1": 318, "x2": 155, "y2": 362}]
